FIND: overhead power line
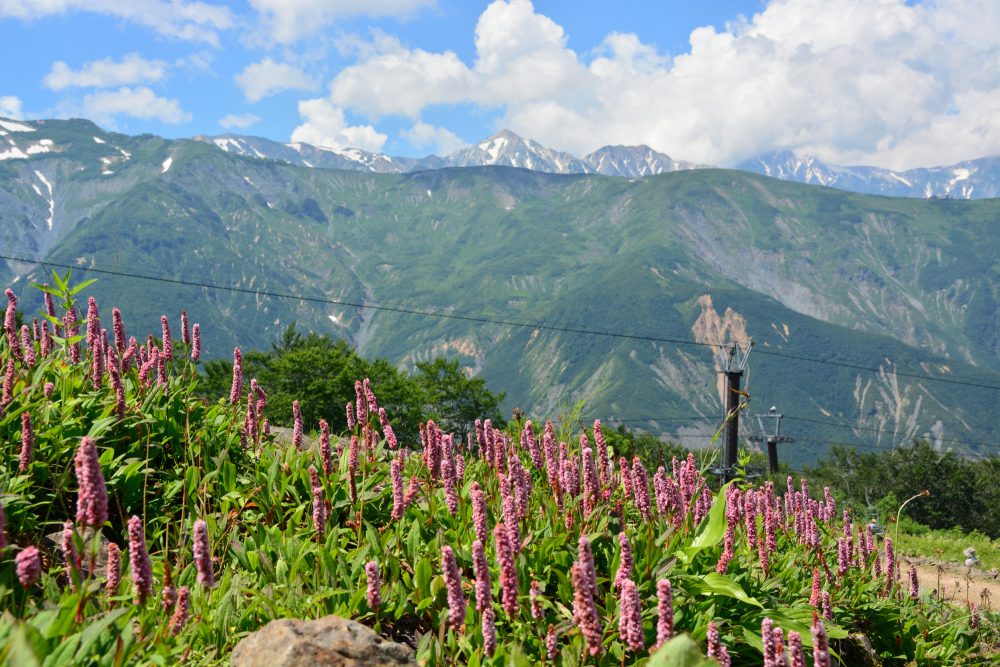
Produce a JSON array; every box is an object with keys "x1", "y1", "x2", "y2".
[
  {"x1": 605, "y1": 412, "x2": 996, "y2": 450},
  {"x1": 755, "y1": 347, "x2": 1000, "y2": 391},
  {"x1": 2, "y1": 253, "x2": 720, "y2": 351},
  {"x1": 4, "y1": 252, "x2": 1000, "y2": 392}
]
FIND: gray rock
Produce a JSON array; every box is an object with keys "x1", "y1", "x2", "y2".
[
  {"x1": 267, "y1": 425, "x2": 313, "y2": 451},
  {"x1": 231, "y1": 615, "x2": 416, "y2": 667},
  {"x1": 837, "y1": 632, "x2": 881, "y2": 667},
  {"x1": 43, "y1": 527, "x2": 109, "y2": 576}
]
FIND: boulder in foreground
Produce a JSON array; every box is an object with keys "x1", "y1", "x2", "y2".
[{"x1": 231, "y1": 615, "x2": 416, "y2": 667}]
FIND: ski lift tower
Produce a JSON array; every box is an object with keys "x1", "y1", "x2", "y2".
[
  {"x1": 748, "y1": 406, "x2": 794, "y2": 474},
  {"x1": 720, "y1": 341, "x2": 752, "y2": 479}
]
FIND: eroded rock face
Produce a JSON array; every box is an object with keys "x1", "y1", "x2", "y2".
[{"x1": 231, "y1": 615, "x2": 415, "y2": 667}]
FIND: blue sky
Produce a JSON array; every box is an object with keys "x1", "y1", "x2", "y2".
[{"x1": 2, "y1": 1, "x2": 998, "y2": 169}]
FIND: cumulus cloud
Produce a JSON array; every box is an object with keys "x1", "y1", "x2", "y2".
[
  {"x1": 401, "y1": 121, "x2": 465, "y2": 155},
  {"x1": 235, "y1": 58, "x2": 317, "y2": 103},
  {"x1": 0, "y1": 95, "x2": 23, "y2": 119},
  {"x1": 249, "y1": 0, "x2": 435, "y2": 44},
  {"x1": 219, "y1": 113, "x2": 260, "y2": 130},
  {"x1": 44, "y1": 54, "x2": 168, "y2": 90},
  {"x1": 290, "y1": 98, "x2": 387, "y2": 151},
  {"x1": 316, "y1": 0, "x2": 1000, "y2": 169},
  {"x1": 0, "y1": 0, "x2": 233, "y2": 44},
  {"x1": 81, "y1": 87, "x2": 191, "y2": 124}
]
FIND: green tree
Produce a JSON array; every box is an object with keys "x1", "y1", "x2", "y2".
[
  {"x1": 200, "y1": 325, "x2": 505, "y2": 448},
  {"x1": 413, "y1": 357, "x2": 505, "y2": 441}
]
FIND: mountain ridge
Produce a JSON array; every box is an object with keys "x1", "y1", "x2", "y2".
[{"x1": 7, "y1": 115, "x2": 1000, "y2": 198}]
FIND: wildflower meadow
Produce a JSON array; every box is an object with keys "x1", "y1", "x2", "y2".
[{"x1": 0, "y1": 275, "x2": 996, "y2": 665}]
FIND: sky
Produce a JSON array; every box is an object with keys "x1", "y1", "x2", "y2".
[{"x1": 1, "y1": 0, "x2": 999, "y2": 169}]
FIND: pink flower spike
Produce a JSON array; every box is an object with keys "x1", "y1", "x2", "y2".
[
  {"x1": 619, "y1": 578, "x2": 644, "y2": 652},
  {"x1": 105, "y1": 542, "x2": 121, "y2": 597},
  {"x1": 471, "y1": 539, "x2": 492, "y2": 612},
  {"x1": 292, "y1": 400, "x2": 303, "y2": 449},
  {"x1": 18, "y1": 412, "x2": 33, "y2": 473},
  {"x1": 366, "y1": 560, "x2": 381, "y2": 610},
  {"x1": 160, "y1": 315, "x2": 172, "y2": 360},
  {"x1": 74, "y1": 436, "x2": 109, "y2": 528},
  {"x1": 112, "y1": 308, "x2": 125, "y2": 353},
  {"x1": 312, "y1": 478, "x2": 326, "y2": 539},
  {"x1": 190, "y1": 324, "x2": 201, "y2": 361},
  {"x1": 546, "y1": 624, "x2": 558, "y2": 660},
  {"x1": 812, "y1": 614, "x2": 832, "y2": 667},
  {"x1": 494, "y1": 524, "x2": 519, "y2": 616},
  {"x1": 530, "y1": 580, "x2": 544, "y2": 619},
  {"x1": 706, "y1": 621, "x2": 725, "y2": 665},
  {"x1": 482, "y1": 607, "x2": 497, "y2": 656},
  {"x1": 20, "y1": 325, "x2": 35, "y2": 366},
  {"x1": 170, "y1": 587, "x2": 191, "y2": 635},
  {"x1": 570, "y1": 560, "x2": 602, "y2": 656},
  {"x1": 229, "y1": 347, "x2": 242, "y2": 404},
  {"x1": 128, "y1": 516, "x2": 153, "y2": 603},
  {"x1": 15, "y1": 546, "x2": 41, "y2": 587},
  {"x1": 655, "y1": 579, "x2": 674, "y2": 648},
  {"x1": 788, "y1": 630, "x2": 806, "y2": 667},
  {"x1": 193, "y1": 519, "x2": 214, "y2": 589},
  {"x1": 441, "y1": 545, "x2": 467, "y2": 629},
  {"x1": 180, "y1": 309, "x2": 190, "y2": 346}
]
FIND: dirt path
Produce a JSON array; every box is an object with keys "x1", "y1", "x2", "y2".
[{"x1": 904, "y1": 557, "x2": 1000, "y2": 612}]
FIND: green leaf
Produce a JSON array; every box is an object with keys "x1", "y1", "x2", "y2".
[
  {"x1": 695, "y1": 572, "x2": 763, "y2": 607},
  {"x1": 6, "y1": 623, "x2": 42, "y2": 667},
  {"x1": 74, "y1": 608, "x2": 130, "y2": 661},
  {"x1": 647, "y1": 634, "x2": 720, "y2": 667},
  {"x1": 678, "y1": 481, "x2": 730, "y2": 563},
  {"x1": 68, "y1": 278, "x2": 98, "y2": 296},
  {"x1": 415, "y1": 558, "x2": 433, "y2": 597}
]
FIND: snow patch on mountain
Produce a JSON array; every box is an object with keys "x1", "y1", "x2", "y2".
[
  {"x1": 0, "y1": 119, "x2": 35, "y2": 133},
  {"x1": 33, "y1": 170, "x2": 54, "y2": 230},
  {"x1": 0, "y1": 145, "x2": 28, "y2": 160},
  {"x1": 741, "y1": 151, "x2": 1000, "y2": 199}
]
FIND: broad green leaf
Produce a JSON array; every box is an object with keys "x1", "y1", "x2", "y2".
[
  {"x1": 415, "y1": 558, "x2": 433, "y2": 596},
  {"x1": 74, "y1": 608, "x2": 130, "y2": 661},
  {"x1": 696, "y1": 572, "x2": 763, "y2": 607},
  {"x1": 678, "y1": 482, "x2": 730, "y2": 563}
]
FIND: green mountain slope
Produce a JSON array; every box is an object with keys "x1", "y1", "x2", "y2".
[{"x1": 2, "y1": 120, "x2": 999, "y2": 463}]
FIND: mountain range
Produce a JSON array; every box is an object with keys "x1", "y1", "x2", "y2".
[
  {"x1": 193, "y1": 127, "x2": 1000, "y2": 200},
  {"x1": 197, "y1": 128, "x2": 703, "y2": 179},
  {"x1": 1, "y1": 116, "x2": 999, "y2": 464}
]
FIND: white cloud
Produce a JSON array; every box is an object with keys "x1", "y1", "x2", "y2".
[
  {"x1": 316, "y1": 0, "x2": 1000, "y2": 169},
  {"x1": 81, "y1": 87, "x2": 191, "y2": 124},
  {"x1": 249, "y1": 0, "x2": 435, "y2": 44},
  {"x1": 219, "y1": 113, "x2": 261, "y2": 130},
  {"x1": 290, "y1": 98, "x2": 387, "y2": 151},
  {"x1": 401, "y1": 121, "x2": 465, "y2": 155},
  {"x1": 44, "y1": 54, "x2": 168, "y2": 90},
  {"x1": 235, "y1": 58, "x2": 316, "y2": 103},
  {"x1": 0, "y1": 95, "x2": 23, "y2": 119},
  {"x1": 1, "y1": 0, "x2": 233, "y2": 45}
]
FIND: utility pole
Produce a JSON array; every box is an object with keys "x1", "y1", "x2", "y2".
[
  {"x1": 749, "y1": 406, "x2": 794, "y2": 474},
  {"x1": 719, "y1": 341, "x2": 752, "y2": 479}
]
